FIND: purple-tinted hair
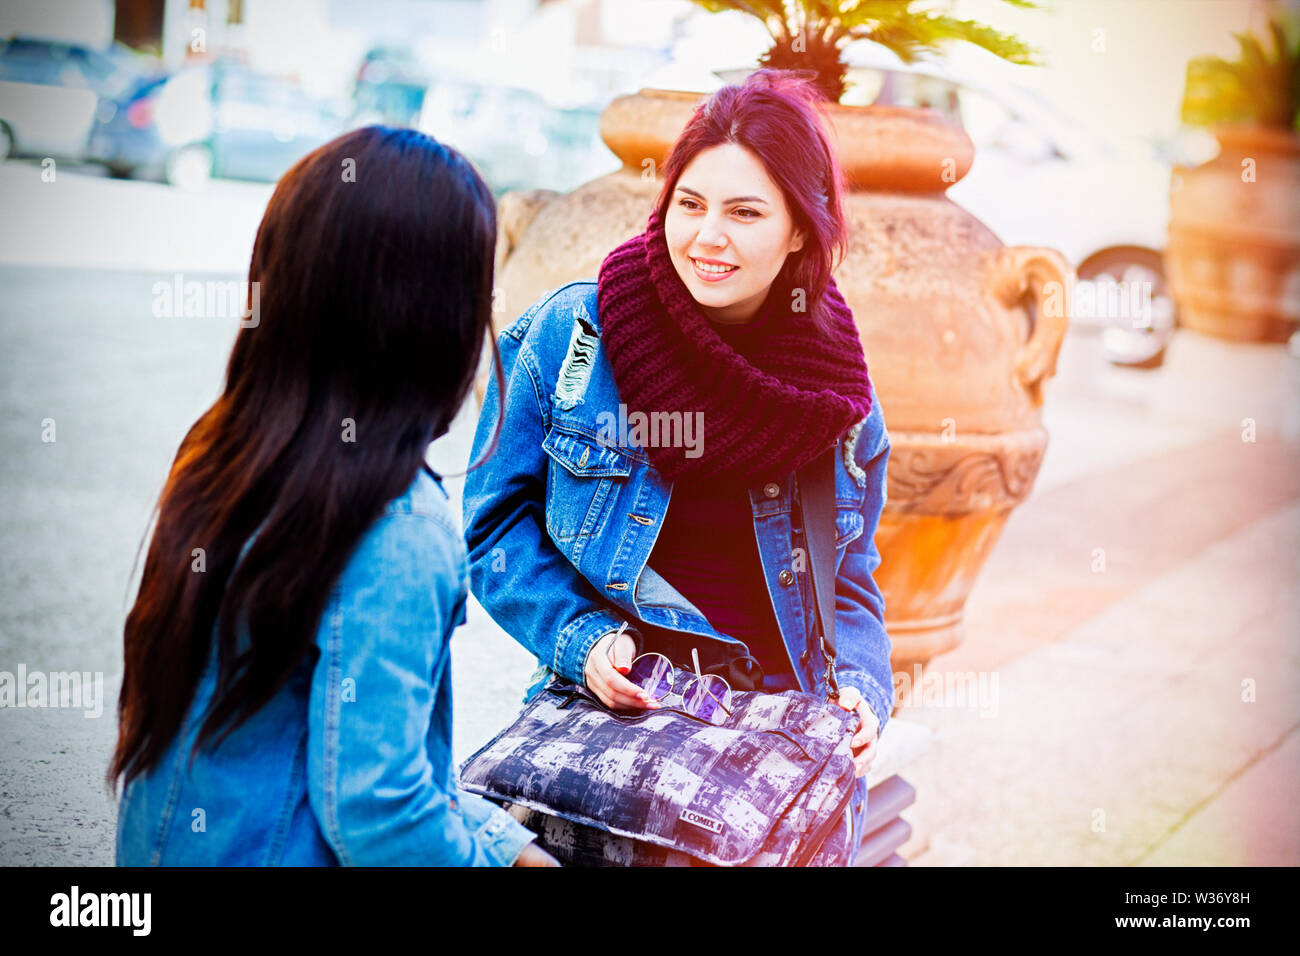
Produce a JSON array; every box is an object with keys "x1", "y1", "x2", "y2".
[{"x1": 654, "y1": 68, "x2": 850, "y2": 318}]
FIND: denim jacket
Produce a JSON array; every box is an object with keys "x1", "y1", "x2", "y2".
[
  {"x1": 463, "y1": 281, "x2": 895, "y2": 736},
  {"x1": 115, "y1": 467, "x2": 537, "y2": 866}
]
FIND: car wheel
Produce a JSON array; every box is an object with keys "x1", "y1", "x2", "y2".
[
  {"x1": 1077, "y1": 246, "x2": 1177, "y2": 369},
  {"x1": 165, "y1": 143, "x2": 214, "y2": 190}
]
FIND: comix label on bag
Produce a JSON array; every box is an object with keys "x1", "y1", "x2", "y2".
[{"x1": 680, "y1": 809, "x2": 725, "y2": 834}]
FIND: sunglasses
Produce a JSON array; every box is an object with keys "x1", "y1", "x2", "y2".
[{"x1": 608, "y1": 629, "x2": 733, "y2": 726}]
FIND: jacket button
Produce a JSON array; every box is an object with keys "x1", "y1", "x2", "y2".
[
  {"x1": 778, "y1": 569, "x2": 794, "y2": 586},
  {"x1": 763, "y1": 481, "x2": 780, "y2": 498}
]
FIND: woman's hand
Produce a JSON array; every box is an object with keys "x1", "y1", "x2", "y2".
[
  {"x1": 513, "y1": 842, "x2": 561, "y2": 867},
  {"x1": 836, "y1": 686, "x2": 879, "y2": 778},
  {"x1": 583, "y1": 629, "x2": 658, "y2": 711}
]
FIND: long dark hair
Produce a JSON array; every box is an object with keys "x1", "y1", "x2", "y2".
[{"x1": 109, "y1": 126, "x2": 504, "y2": 790}]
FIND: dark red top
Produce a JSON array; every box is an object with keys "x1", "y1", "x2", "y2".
[{"x1": 645, "y1": 312, "x2": 793, "y2": 678}]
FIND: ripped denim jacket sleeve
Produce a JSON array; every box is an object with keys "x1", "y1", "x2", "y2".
[{"x1": 462, "y1": 306, "x2": 630, "y2": 691}]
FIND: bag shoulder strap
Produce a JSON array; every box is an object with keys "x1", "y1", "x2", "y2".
[{"x1": 796, "y1": 443, "x2": 839, "y2": 701}]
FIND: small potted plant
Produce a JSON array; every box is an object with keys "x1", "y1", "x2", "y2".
[{"x1": 1166, "y1": 13, "x2": 1300, "y2": 343}]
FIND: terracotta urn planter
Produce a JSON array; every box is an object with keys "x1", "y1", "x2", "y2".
[
  {"x1": 491, "y1": 88, "x2": 1072, "y2": 690},
  {"x1": 1165, "y1": 125, "x2": 1300, "y2": 343}
]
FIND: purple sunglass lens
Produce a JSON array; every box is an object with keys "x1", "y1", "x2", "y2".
[
  {"x1": 684, "y1": 676, "x2": 731, "y2": 726},
  {"x1": 627, "y1": 654, "x2": 673, "y2": 700}
]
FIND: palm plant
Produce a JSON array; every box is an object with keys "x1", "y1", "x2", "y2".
[
  {"x1": 1180, "y1": 13, "x2": 1300, "y2": 131},
  {"x1": 690, "y1": 0, "x2": 1044, "y2": 103}
]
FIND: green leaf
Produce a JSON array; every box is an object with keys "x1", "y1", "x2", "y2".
[
  {"x1": 1180, "y1": 12, "x2": 1300, "y2": 129},
  {"x1": 847, "y1": 10, "x2": 1040, "y2": 66},
  {"x1": 689, "y1": 0, "x2": 1046, "y2": 98}
]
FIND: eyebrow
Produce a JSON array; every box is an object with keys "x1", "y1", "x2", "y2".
[{"x1": 676, "y1": 185, "x2": 769, "y2": 205}]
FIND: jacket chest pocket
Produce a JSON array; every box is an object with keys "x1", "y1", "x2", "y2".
[
  {"x1": 836, "y1": 506, "x2": 864, "y2": 549},
  {"x1": 541, "y1": 427, "x2": 633, "y2": 549}
]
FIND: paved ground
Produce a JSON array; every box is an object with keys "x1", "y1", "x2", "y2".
[
  {"x1": 1, "y1": 167, "x2": 1296, "y2": 866},
  {"x1": 0, "y1": 265, "x2": 539, "y2": 864},
  {"x1": 904, "y1": 326, "x2": 1300, "y2": 866}
]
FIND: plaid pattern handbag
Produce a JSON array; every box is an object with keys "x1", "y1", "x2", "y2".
[
  {"x1": 459, "y1": 445, "x2": 860, "y2": 865},
  {"x1": 458, "y1": 670, "x2": 858, "y2": 866}
]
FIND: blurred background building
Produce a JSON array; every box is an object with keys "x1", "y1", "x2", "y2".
[{"x1": 0, "y1": 0, "x2": 1277, "y2": 212}]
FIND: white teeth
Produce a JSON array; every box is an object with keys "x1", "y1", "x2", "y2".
[{"x1": 693, "y1": 259, "x2": 737, "y2": 274}]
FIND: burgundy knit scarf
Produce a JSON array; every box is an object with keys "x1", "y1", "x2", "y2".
[{"x1": 596, "y1": 205, "x2": 873, "y2": 486}]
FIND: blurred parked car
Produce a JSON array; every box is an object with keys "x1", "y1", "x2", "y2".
[
  {"x1": 351, "y1": 46, "x2": 428, "y2": 128},
  {"x1": 847, "y1": 55, "x2": 1175, "y2": 323},
  {"x1": 0, "y1": 35, "x2": 154, "y2": 162},
  {"x1": 86, "y1": 59, "x2": 347, "y2": 188},
  {"x1": 417, "y1": 78, "x2": 615, "y2": 196},
  {"x1": 85, "y1": 69, "x2": 169, "y2": 176},
  {"x1": 722, "y1": 53, "x2": 1179, "y2": 365},
  {"x1": 944, "y1": 81, "x2": 1174, "y2": 326}
]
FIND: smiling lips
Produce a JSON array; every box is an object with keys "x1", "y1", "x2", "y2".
[{"x1": 691, "y1": 257, "x2": 739, "y2": 282}]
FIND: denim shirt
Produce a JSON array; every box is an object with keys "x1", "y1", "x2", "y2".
[
  {"x1": 463, "y1": 281, "x2": 895, "y2": 737},
  {"x1": 115, "y1": 467, "x2": 536, "y2": 866}
]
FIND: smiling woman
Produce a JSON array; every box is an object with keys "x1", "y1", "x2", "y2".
[
  {"x1": 666, "y1": 144, "x2": 806, "y2": 324},
  {"x1": 659, "y1": 78, "x2": 849, "y2": 328},
  {"x1": 464, "y1": 69, "x2": 896, "y2": 866}
]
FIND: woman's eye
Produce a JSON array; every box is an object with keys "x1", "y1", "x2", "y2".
[{"x1": 675, "y1": 198, "x2": 757, "y2": 218}]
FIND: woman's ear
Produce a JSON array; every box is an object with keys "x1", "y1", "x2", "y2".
[{"x1": 789, "y1": 228, "x2": 806, "y2": 255}]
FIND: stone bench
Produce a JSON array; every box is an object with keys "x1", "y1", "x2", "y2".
[{"x1": 858, "y1": 717, "x2": 934, "y2": 866}]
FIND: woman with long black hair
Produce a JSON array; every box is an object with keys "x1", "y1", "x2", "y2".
[{"x1": 110, "y1": 126, "x2": 552, "y2": 866}]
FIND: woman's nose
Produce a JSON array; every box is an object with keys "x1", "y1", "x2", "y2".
[{"x1": 695, "y1": 217, "x2": 728, "y2": 249}]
